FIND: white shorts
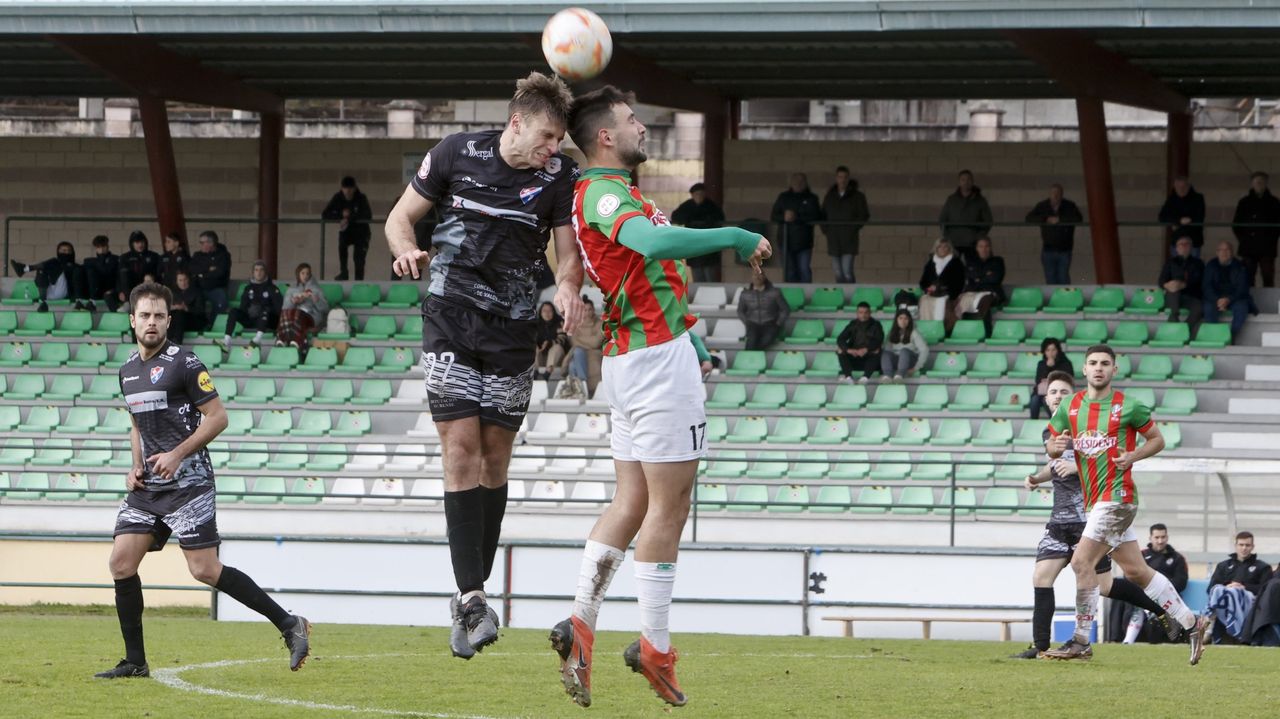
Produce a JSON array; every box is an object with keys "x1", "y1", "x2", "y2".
[
  {"x1": 1081, "y1": 501, "x2": 1139, "y2": 548},
  {"x1": 601, "y1": 336, "x2": 707, "y2": 463}
]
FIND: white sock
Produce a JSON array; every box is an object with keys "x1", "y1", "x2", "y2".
[
  {"x1": 572, "y1": 540, "x2": 625, "y2": 631},
  {"x1": 635, "y1": 561, "x2": 677, "y2": 653},
  {"x1": 222, "y1": 335, "x2": 232, "y2": 345},
  {"x1": 1123, "y1": 609, "x2": 1145, "y2": 644},
  {"x1": 1144, "y1": 572, "x2": 1195, "y2": 629},
  {"x1": 1074, "y1": 585, "x2": 1099, "y2": 644},
  {"x1": 460, "y1": 589, "x2": 485, "y2": 604},
  {"x1": 252, "y1": 330, "x2": 264, "y2": 344}
]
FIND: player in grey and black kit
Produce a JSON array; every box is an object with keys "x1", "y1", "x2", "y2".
[
  {"x1": 95, "y1": 282, "x2": 310, "y2": 679},
  {"x1": 385, "y1": 72, "x2": 585, "y2": 659}
]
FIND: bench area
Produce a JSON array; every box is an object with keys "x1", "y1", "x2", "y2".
[{"x1": 823, "y1": 615, "x2": 1030, "y2": 641}]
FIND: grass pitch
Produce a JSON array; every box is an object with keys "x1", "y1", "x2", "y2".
[{"x1": 4, "y1": 606, "x2": 1280, "y2": 718}]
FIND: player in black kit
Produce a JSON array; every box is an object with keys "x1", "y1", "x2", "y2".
[
  {"x1": 384, "y1": 72, "x2": 585, "y2": 659},
  {"x1": 95, "y1": 282, "x2": 310, "y2": 679}
]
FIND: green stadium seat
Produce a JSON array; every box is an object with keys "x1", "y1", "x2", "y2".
[
  {"x1": 320, "y1": 283, "x2": 345, "y2": 307},
  {"x1": 867, "y1": 384, "x2": 908, "y2": 411},
  {"x1": 13, "y1": 312, "x2": 55, "y2": 336},
  {"x1": 1069, "y1": 320, "x2": 1108, "y2": 345},
  {"x1": 1022, "y1": 488, "x2": 1054, "y2": 518},
  {"x1": 779, "y1": 287, "x2": 805, "y2": 311},
  {"x1": 1158, "y1": 421, "x2": 1182, "y2": 449},
  {"x1": 66, "y1": 342, "x2": 109, "y2": 368},
  {"x1": 1014, "y1": 421, "x2": 1048, "y2": 448},
  {"x1": 727, "y1": 417, "x2": 768, "y2": 444},
  {"x1": 293, "y1": 410, "x2": 333, "y2": 437},
  {"x1": 1009, "y1": 352, "x2": 1040, "y2": 380},
  {"x1": 956, "y1": 453, "x2": 995, "y2": 482},
  {"x1": 939, "y1": 486, "x2": 977, "y2": 516},
  {"x1": 10, "y1": 472, "x2": 50, "y2": 500},
  {"x1": 0, "y1": 440, "x2": 36, "y2": 465},
  {"x1": 727, "y1": 484, "x2": 769, "y2": 512},
  {"x1": 190, "y1": 344, "x2": 221, "y2": 369},
  {"x1": 216, "y1": 476, "x2": 247, "y2": 502},
  {"x1": 927, "y1": 352, "x2": 967, "y2": 379},
  {"x1": 335, "y1": 347, "x2": 375, "y2": 374},
  {"x1": 1190, "y1": 323, "x2": 1230, "y2": 349},
  {"x1": 1173, "y1": 355, "x2": 1213, "y2": 383},
  {"x1": 1029, "y1": 320, "x2": 1067, "y2": 343},
  {"x1": 0, "y1": 310, "x2": 14, "y2": 334},
  {"x1": 330, "y1": 410, "x2": 372, "y2": 437},
  {"x1": 694, "y1": 483, "x2": 728, "y2": 511},
  {"x1": 238, "y1": 378, "x2": 276, "y2": 403},
  {"x1": 986, "y1": 320, "x2": 1026, "y2": 346},
  {"x1": 3, "y1": 280, "x2": 38, "y2": 305},
  {"x1": 808, "y1": 417, "x2": 851, "y2": 445},
  {"x1": 828, "y1": 451, "x2": 871, "y2": 480},
  {"x1": 223, "y1": 345, "x2": 262, "y2": 371},
  {"x1": 54, "y1": 473, "x2": 92, "y2": 500},
  {"x1": 216, "y1": 378, "x2": 238, "y2": 404},
  {"x1": 895, "y1": 486, "x2": 936, "y2": 515},
  {"x1": 93, "y1": 475, "x2": 128, "y2": 501},
  {"x1": 705, "y1": 450, "x2": 749, "y2": 478},
  {"x1": 109, "y1": 343, "x2": 136, "y2": 366},
  {"x1": 344, "y1": 283, "x2": 382, "y2": 308},
  {"x1": 907, "y1": 384, "x2": 949, "y2": 412},
  {"x1": 706, "y1": 382, "x2": 746, "y2": 409},
  {"x1": 28, "y1": 341, "x2": 70, "y2": 368},
  {"x1": 279, "y1": 378, "x2": 315, "y2": 403},
  {"x1": 1158, "y1": 388, "x2": 1197, "y2": 416},
  {"x1": 851, "y1": 485, "x2": 892, "y2": 514},
  {"x1": 63, "y1": 406, "x2": 97, "y2": 433},
  {"x1": 968, "y1": 352, "x2": 1008, "y2": 379},
  {"x1": 846, "y1": 287, "x2": 885, "y2": 312},
  {"x1": 72, "y1": 439, "x2": 113, "y2": 468},
  {"x1": 807, "y1": 352, "x2": 841, "y2": 378},
  {"x1": 266, "y1": 445, "x2": 308, "y2": 471},
  {"x1": 1131, "y1": 355, "x2": 1174, "y2": 381},
  {"x1": 1126, "y1": 288, "x2": 1165, "y2": 315},
  {"x1": 375, "y1": 347, "x2": 416, "y2": 373},
  {"x1": 990, "y1": 386, "x2": 1025, "y2": 413},
  {"x1": 18, "y1": 405, "x2": 59, "y2": 432},
  {"x1": 5, "y1": 374, "x2": 44, "y2": 400},
  {"x1": 1084, "y1": 287, "x2": 1125, "y2": 314},
  {"x1": 889, "y1": 417, "x2": 932, "y2": 445},
  {"x1": 705, "y1": 416, "x2": 728, "y2": 443},
  {"x1": 1044, "y1": 287, "x2": 1083, "y2": 314},
  {"x1": 979, "y1": 487, "x2": 1019, "y2": 516},
  {"x1": 791, "y1": 451, "x2": 829, "y2": 479},
  {"x1": 805, "y1": 287, "x2": 844, "y2": 311},
  {"x1": 97, "y1": 407, "x2": 131, "y2": 434},
  {"x1": 309, "y1": 446, "x2": 348, "y2": 472},
  {"x1": 1124, "y1": 387, "x2": 1156, "y2": 409},
  {"x1": 946, "y1": 320, "x2": 986, "y2": 345},
  {"x1": 951, "y1": 385, "x2": 990, "y2": 412},
  {"x1": 1115, "y1": 354, "x2": 1132, "y2": 380},
  {"x1": 0, "y1": 406, "x2": 18, "y2": 432},
  {"x1": 828, "y1": 384, "x2": 867, "y2": 411},
  {"x1": 227, "y1": 442, "x2": 270, "y2": 470},
  {"x1": 303, "y1": 347, "x2": 338, "y2": 371},
  {"x1": 284, "y1": 477, "x2": 325, "y2": 504},
  {"x1": 52, "y1": 311, "x2": 93, "y2": 337},
  {"x1": 356, "y1": 315, "x2": 397, "y2": 340},
  {"x1": 1109, "y1": 322, "x2": 1149, "y2": 348},
  {"x1": 82, "y1": 375, "x2": 122, "y2": 401},
  {"x1": 383, "y1": 283, "x2": 421, "y2": 308},
  {"x1": 200, "y1": 315, "x2": 225, "y2": 341},
  {"x1": 972, "y1": 418, "x2": 1014, "y2": 446},
  {"x1": 1148, "y1": 323, "x2": 1190, "y2": 348},
  {"x1": 768, "y1": 416, "x2": 811, "y2": 444},
  {"x1": 812, "y1": 485, "x2": 851, "y2": 513},
  {"x1": 0, "y1": 341, "x2": 32, "y2": 367},
  {"x1": 869, "y1": 452, "x2": 912, "y2": 481},
  {"x1": 788, "y1": 384, "x2": 828, "y2": 410},
  {"x1": 765, "y1": 351, "x2": 806, "y2": 377},
  {"x1": 746, "y1": 451, "x2": 790, "y2": 479},
  {"x1": 850, "y1": 417, "x2": 890, "y2": 444},
  {"x1": 1004, "y1": 287, "x2": 1043, "y2": 313},
  {"x1": 32, "y1": 438, "x2": 74, "y2": 467},
  {"x1": 244, "y1": 476, "x2": 286, "y2": 504},
  {"x1": 784, "y1": 319, "x2": 825, "y2": 345},
  {"x1": 913, "y1": 452, "x2": 954, "y2": 482},
  {"x1": 261, "y1": 346, "x2": 299, "y2": 370},
  {"x1": 43, "y1": 375, "x2": 83, "y2": 401},
  {"x1": 916, "y1": 320, "x2": 946, "y2": 346},
  {"x1": 90, "y1": 312, "x2": 132, "y2": 338},
  {"x1": 744, "y1": 383, "x2": 787, "y2": 410},
  {"x1": 395, "y1": 316, "x2": 424, "y2": 342},
  {"x1": 222, "y1": 410, "x2": 255, "y2": 437},
  {"x1": 251, "y1": 410, "x2": 293, "y2": 436},
  {"x1": 352, "y1": 379, "x2": 393, "y2": 405},
  {"x1": 724, "y1": 350, "x2": 765, "y2": 376}
]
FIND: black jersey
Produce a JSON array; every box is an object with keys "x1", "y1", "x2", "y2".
[
  {"x1": 119, "y1": 340, "x2": 220, "y2": 491},
  {"x1": 410, "y1": 130, "x2": 577, "y2": 321},
  {"x1": 1042, "y1": 428, "x2": 1085, "y2": 525}
]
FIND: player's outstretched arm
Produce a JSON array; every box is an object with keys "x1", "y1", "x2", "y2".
[
  {"x1": 1115, "y1": 424, "x2": 1165, "y2": 472},
  {"x1": 616, "y1": 216, "x2": 770, "y2": 266},
  {"x1": 551, "y1": 224, "x2": 585, "y2": 334},
  {"x1": 386, "y1": 185, "x2": 435, "y2": 279},
  {"x1": 145, "y1": 397, "x2": 229, "y2": 481}
]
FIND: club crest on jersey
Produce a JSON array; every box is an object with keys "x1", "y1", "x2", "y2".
[
  {"x1": 166, "y1": 345, "x2": 180, "y2": 356},
  {"x1": 519, "y1": 186, "x2": 544, "y2": 205},
  {"x1": 149, "y1": 366, "x2": 165, "y2": 384},
  {"x1": 1073, "y1": 430, "x2": 1116, "y2": 458},
  {"x1": 417, "y1": 153, "x2": 431, "y2": 179},
  {"x1": 1111, "y1": 404, "x2": 1123, "y2": 418},
  {"x1": 545, "y1": 157, "x2": 562, "y2": 175},
  {"x1": 597, "y1": 194, "x2": 621, "y2": 217}
]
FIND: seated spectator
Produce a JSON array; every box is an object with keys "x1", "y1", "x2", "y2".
[
  {"x1": 672, "y1": 182, "x2": 727, "y2": 283},
  {"x1": 167, "y1": 270, "x2": 207, "y2": 345},
  {"x1": 917, "y1": 237, "x2": 966, "y2": 334},
  {"x1": 957, "y1": 235, "x2": 1005, "y2": 336},
  {"x1": 534, "y1": 300, "x2": 570, "y2": 380},
  {"x1": 1106, "y1": 523, "x2": 1189, "y2": 644},
  {"x1": 880, "y1": 309, "x2": 928, "y2": 382},
  {"x1": 1203, "y1": 239, "x2": 1257, "y2": 343},
  {"x1": 83, "y1": 234, "x2": 121, "y2": 313},
  {"x1": 821, "y1": 166, "x2": 870, "y2": 284},
  {"x1": 1159, "y1": 175, "x2": 1206, "y2": 257},
  {"x1": 216, "y1": 260, "x2": 282, "y2": 351},
  {"x1": 1207, "y1": 531, "x2": 1273, "y2": 644},
  {"x1": 1030, "y1": 338, "x2": 1072, "y2": 420},
  {"x1": 190, "y1": 230, "x2": 232, "y2": 316},
  {"x1": 835, "y1": 301, "x2": 883, "y2": 384},
  {"x1": 118, "y1": 230, "x2": 160, "y2": 304},
  {"x1": 557, "y1": 299, "x2": 603, "y2": 399},
  {"x1": 158, "y1": 231, "x2": 189, "y2": 290},
  {"x1": 736, "y1": 267, "x2": 790, "y2": 350},
  {"x1": 10, "y1": 241, "x2": 88, "y2": 312},
  {"x1": 1159, "y1": 235, "x2": 1204, "y2": 336},
  {"x1": 277, "y1": 262, "x2": 328, "y2": 353}
]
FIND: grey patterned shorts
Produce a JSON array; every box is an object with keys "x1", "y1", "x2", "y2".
[{"x1": 114, "y1": 485, "x2": 220, "y2": 551}]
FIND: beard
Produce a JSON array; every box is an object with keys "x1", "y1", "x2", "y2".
[
  {"x1": 620, "y1": 140, "x2": 647, "y2": 168},
  {"x1": 137, "y1": 328, "x2": 166, "y2": 350}
]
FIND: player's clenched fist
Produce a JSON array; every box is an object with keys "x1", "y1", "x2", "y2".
[
  {"x1": 392, "y1": 249, "x2": 431, "y2": 279},
  {"x1": 748, "y1": 236, "x2": 772, "y2": 271},
  {"x1": 1046, "y1": 433, "x2": 1072, "y2": 456},
  {"x1": 126, "y1": 466, "x2": 146, "y2": 492}
]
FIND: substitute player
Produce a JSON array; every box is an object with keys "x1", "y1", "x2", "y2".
[
  {"x1": 96, "y1": 282, "x2": 309, "y2": 679},
  {"x1": 385, "y1": 72, "x2": 585, "y2": 659},
  {"x1": 1042, "y1": 344, "x2": 1209, "y2": 664},
  {"x1": 548, "y1": 86, "x2": 769, "y2": 708}
]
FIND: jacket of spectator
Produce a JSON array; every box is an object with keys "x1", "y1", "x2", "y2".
[
  {"x1": 284, "y1": 276, "x2": 330, "y2": 325},
  {"x1": 84, "y1": 249, "x2": 119, "y2": 293},
  {"x1": 190, "y1": 243, "x2": 232, "y2": 292},
  {"x1": 1159, "y1": 186, "x2": 1207, "y2": 247},
  {"x1": 770, "y1": 186, "x2": 822, "y2": 251},
  {"x1": 1158, "y1": 253, "x2": 1205, "y2": 299},
  {"x1": 1232, "y1": 187, "x2": 1280, "y2": 259},
  {"x1": 835, "y1": 316, "x2": 883, "y2": 353},
  {"x1": 963, "y1": 253, "x2": 1007, "y2": 303},
  {"x1": 883, "y1": 327, "x2": 928, "y2": 371},
  {"x1": 159, "y1": 248, "x2": 189, "y2": 290},
  {"x1": 821, "y1": 182, "x2": 870, "y2": 256},
  {"x1": 322, "y1": 188, "x2": 374, "y2": 241},
  {"x1": 118, "y1": 245, "x2": 160, "y2": 289},
  {"x1": 1143, "y1": 543, "x2": 1189, "y2": 592},
  {"x1": 237, "y1": 277, "x2": 283, "y2": 317},
  {"x1": 1210, "y1": 553, "x2": 1274, "y2": 596},
  {"x1": 1204, "y1": 256, "x2": 1252, "y2": 304},
  {"x1": 938, "y1": 188, "x2": 993, "y2": 250},
  {"x1": 672, "y1": 196, "x2": 727, "y2": 267},
  {"x1": 570, "y1": 314, "x2": 604, "y2": 351},
  {"x1": 736, "y1": 279, "x2": 791, "y2": 327},
  {"x1": 172, "y1": 284, "x2": 207, "y2": 318},
  {"x1": 918, "y1": 253, "x2": 966, "y2": 300},
  {"x1": 1025, "y1": 198, "x2": 1084, "y2": 252}
]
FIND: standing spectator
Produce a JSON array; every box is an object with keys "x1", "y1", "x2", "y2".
[
  {"x1": 534, "y1": 301, "x2": 570, "y2": 380},
  {"x1": 167, "y1": 270, "x2": 207, "y2": 344},
  {"x1": 938, "y1": 169, "x2": 992, "y2": 261},
  {"x1": 672, "y1": 182, "x2": 727, "y2": 283},
  {"x1": 1232, "y1": 171, "x2": 1280, "y2": 288},
  {"x1": 1158, "y1": 235, "x2": 1204, "y2": 336},
  {"x1": 1208, "y1": 531, "x2": 1273, "y2": 644},
  {"x1": 10, "y1": 241, "x2": 88, "y2": 312},
  {"x1": 834, "y1": 301, "x2": 883, "y2": 384},
  {"x1": 821, "y1": 165, "x2": 870, "y2": 284},
  {"x1": 190, "y1": 230, "x2": 232, "y2": 317},
  {"x1": 1029, "y1": 338, "x2": 1073, "y2": 420},
  {"x1": 83, "y1": 234, "x2": 121, "y2": 313},
  {"x1": 1203, "y1": 240, "x2": 1256, "y2": 343},
  {"x1": 770, "y1": 173, "x2": 821, "y2": 282},
  {"x1": 216, "y1": 260, "x2": 282, "y2": 351},
  {"x1": 558, "y1": 298, "x2": 604, "y2": 399},
  {"x1": 880, "y1": 309, "x2": 928, "y2": 382},
  {"x1": 1159, "y1": 175, "x2": 1207, "y2": 257},
  {"x1": 736, "y1": 267, "x2": 790, "y2": 350},
  {"x1": 1025, "y1": 184, "x2": 1083, "y2": 285},
  {"x1": 1109, "y1": 523, "x2": 1189, "y2": 644},
  {"x1": 157, "y1": 232, "x2": 189, "y2": 290},
  {"x1": 117, "y1": 230, "x2": 160, "y2": 304},
  {"x1": 917, "y1": 237, "x2": 965, "y2": 335},
  {"x1": 276, "y1": 262, "x2": 329, "y2": 353},
  {"x1": 957, "y1": 235, "x2": 1006, "y2": 336},
  {"x1": 323, "y1": 175, "x2": 374, "y2": 281}
]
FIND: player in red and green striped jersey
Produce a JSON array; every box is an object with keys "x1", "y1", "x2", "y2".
[
  {"x1": 1043, "y1": 344, "x2": 1209, "y2": 664},
  {"x1": 547, "y1": 85, "x2": 769, "y2": 709}
]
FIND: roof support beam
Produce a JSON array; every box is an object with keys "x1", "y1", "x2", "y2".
[{"x1": 584, "y1": 46, "x2": 722, "y2": 116}]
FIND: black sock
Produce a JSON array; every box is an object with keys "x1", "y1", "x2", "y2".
[
  {"x1": 1106, "y1": 577, "x2": 1166, "y2": 616},
  {"x1": 444, "y1": 488, "x2": 486, "y2": 594},
  {"x1": 480, "y1": 484, "x2": 509, "y2": 582},
  {"x1": 114, "y1": 575, "x2": 146, "y2": 666},
  {"x1": 215, "y1": 565, "x2": 293, "y2": 631},
  {"x1": 1033, "y1": 587, "x2": 1054, "y2": 651}
]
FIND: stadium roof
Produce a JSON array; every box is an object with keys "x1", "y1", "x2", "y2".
[{"x1": 3, "y1": 1, "x2": 1280, "y2": 105}]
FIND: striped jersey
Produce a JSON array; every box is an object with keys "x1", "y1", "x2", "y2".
[
  {"x1": 1047, "y1": 390, "x2": 1154, "y2": 510},
  {"x1": 572, "y1": 167, "x2": 695, "y2": 355}
]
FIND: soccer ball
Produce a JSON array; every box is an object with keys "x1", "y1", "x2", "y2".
[{"x1": 541, "y1": 7, "x2": 613, "y2": 81}]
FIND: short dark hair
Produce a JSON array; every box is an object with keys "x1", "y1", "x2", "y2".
[
  {"x1": 199, "y1": 230, "x2": 219, "y2": 245},
  {"x1": 509, "y1": 71, "x2": 573, "y2": 129},
  {"x1": 56, "y1": 241, "x2": 74, "y2": 254},
  {"x1": 341, "y1": 175, "x2": 357, "y2": 188},
  {"x1": 129, "y1": 230, "x2": 147, "y2": 245},
  {"x1": 958, "y1": 169, "x2": 974, "y2": 179},
  {"x1": 856, "y1": 302, "x2": 871, "y2": 310},
  {"x1": 92, "y1": 234, "x2": 109, "y2": 248},
  {"x1": 689, "y1": 183, "x2": 706, "y2": 194},
  {"x1": 129, "y1": 281, "x2": 172, "y2": 314},
  {"x1": 1237, "y1": 531, "x2": 1254, "y2": 541},
  {"x1": 1045, "y1": 370, "x2": 1073, "y2": 387},
  {"x1": 835, "y1": 165, "x2": 850, "y2": 174},
  {"x1": 1251, "y1": 171, "x2": 1269, "y2": 181},
  {"x1": 1150, "y1": 523, "x2": 1167, "y2": 533},
  {"x1": 1084, "y1": 344, "x2": 1116, "y2": 362},
  {"x1": 568, "y1": 84, "x2": 636, "y2": 157}
]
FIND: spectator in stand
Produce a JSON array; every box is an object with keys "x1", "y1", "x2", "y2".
[
  {"x1": 277, "y1": 262, "x2": 329, "y2": 353},
  {"x1": 190, "y1": 230, "x2": 232, "y2": 317},
  {"x1": 1159, "y1": 175, "x2": 1207, "y2": 257},
  {"x1": 821, "y1": 165, "x2": 870, "y2": 284},
  {"x1": 118, "y1": 230, "x2": 161, "y2": 304},
  {"x1": 737, "y1": 267, "x2": 790, "y2": 350},
  {"x1": 770, "y1": 172, "x2": 821, "y2": 282},
  {"x1": 1025, "y1": 183, "x2": 1083, "y2": 285},
  {"x1": 557, "y1": 298, "x2": 604, "y2": 399},
  {"x1": 672, "y1": 182, "x2": 727, "y2": 283},
  {"x1": 1029, "y1": 338, "x2": 1072, "y2": 420},
  {"x1": 1159, "y1": 235, "x2": 1204, "y2": 336},
  {"x1": 1208, "y1": 531, "x2": 1273, "y2": 644},
  {"x1": 1108, "y1": 523, "x2": 1189, "y2": 644},
  {"x1": 1232, "y1": 171, "x2": 1280, "y2": 288},
  {"x1": 938, "y1": 169, "x2": 992, "y2": 262},
  {"x1": 917, "y1": 237, "x2": 966, "y2": 335},
  {"x1": 216, "y1": 260, "x2": 282, "y2": 352},
  {"x1": 880, "y1": 309, "x2": 928, "y2": 382},
  {"x1": 157, "y1": 231, "x2": 189, "y2": 290},
  {"x1": 1203, "y1": 239, "x2": 1256, "y2": 343},
  {"x1": 10, "y1": 241, "x2": 88, "y2": 312},
  {"x1": 83, "y1": 234, "x2": 121, "y2": 313},
  {"x1": 534, "y1": 300, "x2": 570, "y2": 380},
  {"x1": 167, "y1": 270, "x2": 207, "y2": 345},
  {"x1": 835, "y1": 301, "x2": 883, "y2": 384},
  {"x1": 957, "y1": 235, "x2": 1006, "y2": 336},
  {"x1": 323, "y1": 175, "x2": 374, "y2": 281}
]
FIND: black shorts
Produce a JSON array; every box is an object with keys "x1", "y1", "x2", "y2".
[
  {"x1": 113, "y1": 485, "x2": 220, "y2": 551},
  {"x1": 1036, "y1": 521, "x2": 1113, "y2": 573},
  {"x1": 421, "y1": 296, "x2": 537, "y2": 432}
]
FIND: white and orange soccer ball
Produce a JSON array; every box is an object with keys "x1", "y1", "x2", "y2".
[{"x1": 541, "y1": 7, "x2": 613, "y2": 81}]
